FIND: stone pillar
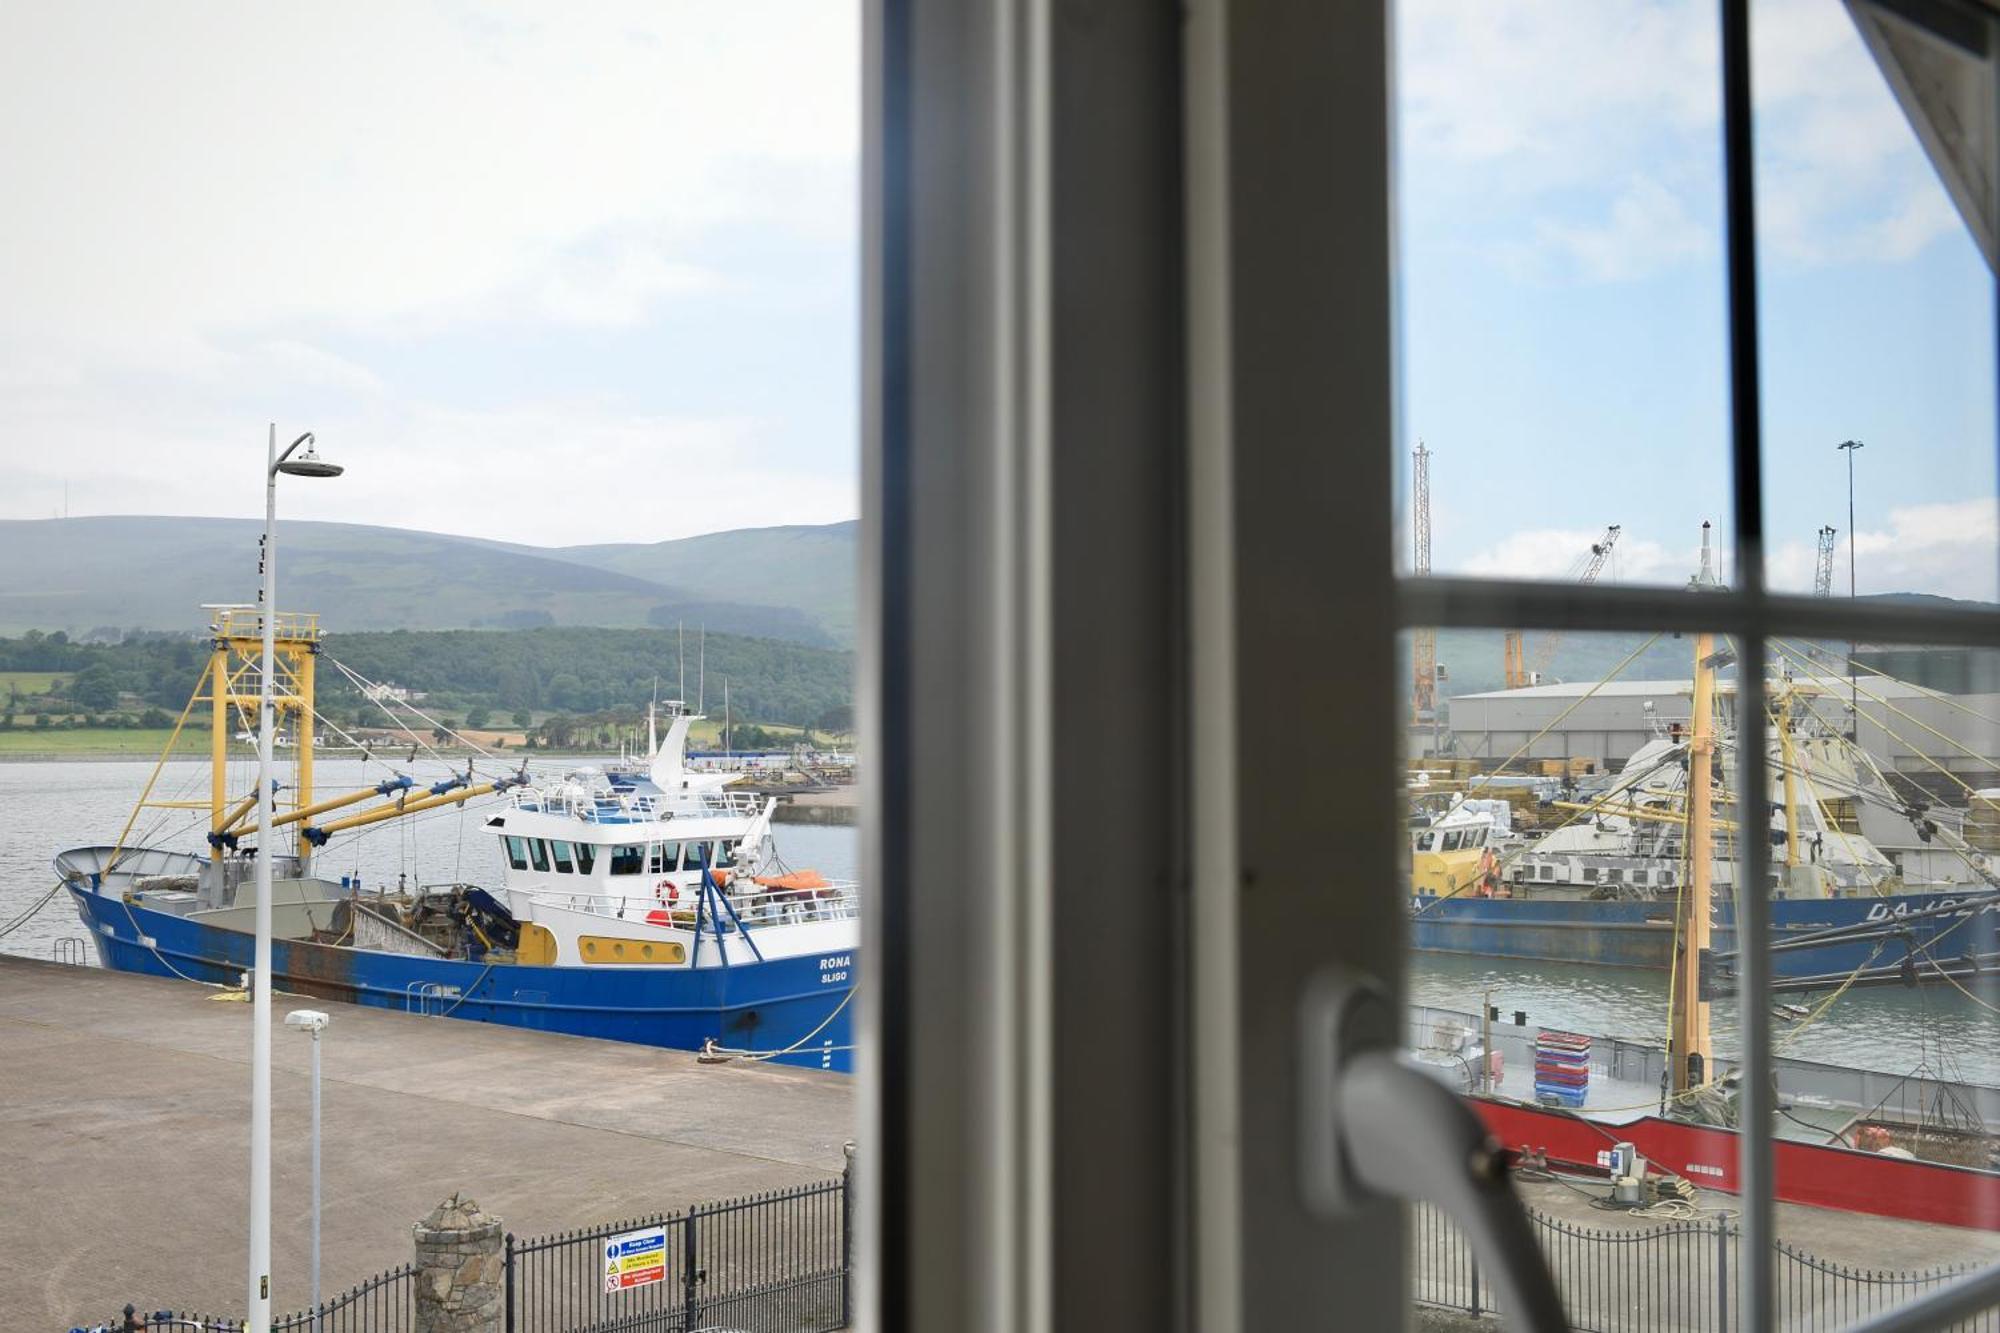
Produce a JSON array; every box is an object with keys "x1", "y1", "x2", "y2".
[{"x1": 413, "y1": 1193, "x2": 504, "y2": 1333}]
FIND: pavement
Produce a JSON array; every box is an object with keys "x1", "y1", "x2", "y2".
[{"x1": 0, "y1": 954, "x2": 855, "y2": 1328}]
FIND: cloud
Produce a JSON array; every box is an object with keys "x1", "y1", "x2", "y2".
[
  {"x1": 0, "y1": 2, "x2": 861, "y2": 544},
  {"x1": 1535, "y1": 175, "x2": 1712, "y2": 281},
  {"x1": 0, "y1": 2, "x2": 856, "y2": 358},
  {"x1": 1397, "y1": 0, "x2": 1963, "y2": 278},
  {"x1": 1459, "y1": 526, "x2": 1707, "y2": 587},
  {"x1": 1768, "y1": 502, "x2": 2000, "y2": 602}
]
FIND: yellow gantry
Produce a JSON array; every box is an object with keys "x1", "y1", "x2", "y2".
[{"x1": 204, "y1": 608, "x2": 321, "y2": 863}]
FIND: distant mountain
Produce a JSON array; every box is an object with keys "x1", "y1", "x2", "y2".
[
  {"x1": 0, "y1": 516, "x2": 857, "y2": 645},
  {"x1": 543, "y1": 522, "x2": 860, "y2": 642},
  {"x1": 1431, "y1": 592, "x2": 2000, "y2": 699}
]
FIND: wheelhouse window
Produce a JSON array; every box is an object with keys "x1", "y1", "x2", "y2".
[
  {"x1": 573, "y1": 843, "x2": 595, "y2": 874},
  {"x1": 504, "y1": 836, "x2": 529, "y2": 871},
  {"x1": 551, "y1": 841, "x2": 574, "y2": 874},
  {"x1": 649, "y1": 842, "x2": 681, "y2": 874},
  {"x1": 528, "y1": 839, "x2": 550, "y2": 873},
  {"x1": 609, "y1": 844, "x2": 645, "y2": 876}
]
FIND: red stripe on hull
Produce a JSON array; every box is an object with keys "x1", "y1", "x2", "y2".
[{"x1": 1471, "y1": 1097, "x2": 2000, "y2": 1232}]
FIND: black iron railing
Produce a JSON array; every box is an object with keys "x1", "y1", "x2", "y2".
[
  {"x1": 133, "y1": 1264, "x2": 418, "y2": 1332},
  {"x1": 1412, "y1": 1199, "x2": 2000, "y2": 1332},
  {"x1": 506, "y1": 1176, "x2": 849, "y2": 1333},
  {"x1": 99, "y1": 1167, "x2": 852, "y2": 1333}
]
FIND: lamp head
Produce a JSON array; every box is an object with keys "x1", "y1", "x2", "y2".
[
  {"x1": 285, "y1": 1008, "x2": 331, "y2": 1033},
  {"x1": 1837, "y1": 439, "x2": 1864, "y2": 452},
  {"x1": 276, "y1": 433, "x2": 344, "y2": 478}
]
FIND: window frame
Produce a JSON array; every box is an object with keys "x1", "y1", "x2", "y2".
[{"x1": 861, "y1": 0, "x2": 2000, "y2": 1329}]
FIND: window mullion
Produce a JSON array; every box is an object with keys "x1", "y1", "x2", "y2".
[{"x1": 1720, "y1": 0, "x2": 1774, "y2": 1324}]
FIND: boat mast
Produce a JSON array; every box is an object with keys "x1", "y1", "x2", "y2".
[
  {"x1": 1672, "y1": 524, "x2": 1720, "y2": 1098},
  {"x1": 1671, "y1": 627, "x2": 1717, "y2": 1096}
]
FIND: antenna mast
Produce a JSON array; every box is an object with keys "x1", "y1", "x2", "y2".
[{"x1": 1412, "y1": 442, "x2": 1437, "y2": 724}]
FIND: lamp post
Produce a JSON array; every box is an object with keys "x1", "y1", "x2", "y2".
[
  {"x1": 1838, "y1": 440, "x2": 1863, "y2": 735},
  {"x1": 251, "y1": 426, "x2": 342, "y2": 1332},
  {"x1": 285, "y1": 1008, "x2": 332, "y2": 1311}
]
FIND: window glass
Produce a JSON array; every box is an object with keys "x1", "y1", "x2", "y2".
[
  {"x1": 609, "y1": 844, "x2": 646, "y2": 876},
  {"x1": 573, "y1": 842, "x2": 595, "y2": 874},
  {"x1": 529, "y1": 840, "x2": 550, "y2": 873},
  {"x1": 1753, "y1": 0, "x2": 1998, "y2": 603},
  {"x1": 1761, "y1": 634, "x2": 2000, "y2": 1322},
  {"x1": 504, "y1": 836, "x2": 529, "y2": 871},
  {"x1": 1406, "y1": 623, "x2": 1739, "y2": 1325},
  {"x1": 684, "y1": 842, "x2": 710, "y2": 870},
  {"x1": 1393, "y1": 0, "x2": 1730, "y2": 590},
  {"x1": 551, "y1": 841, "x2": 574, "y2": 874}
]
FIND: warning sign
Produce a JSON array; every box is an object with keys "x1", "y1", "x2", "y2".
[{"x1": 602, "y1": 1224, "x2": 668, "y2": 1294}]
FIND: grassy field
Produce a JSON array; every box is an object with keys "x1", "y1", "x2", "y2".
[
  {"x1": 0, "y1": 670, "x2": 69, "y2": 698},
  {"x1": 0, "y1": 726, "x2": 211, "y2": 757}
]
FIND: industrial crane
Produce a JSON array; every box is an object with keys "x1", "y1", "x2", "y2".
[
  {"x1": 1502, "y1": 524, "x2": 1621, "y2": 688},
  {"x1": 1814, "y1": 525, "x2": 1837, "y2": 597}
]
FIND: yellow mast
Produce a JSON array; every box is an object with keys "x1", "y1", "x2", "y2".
[
  {"x1": 1671, "y1": 631, "x2": 1716, "y2": 1096},
  {"x1": 209, "y1": 643, "x2": 229, "y2": 865},
  {"x1": 1777, "y1": 684, "x2": 1801, "y2": 870}
]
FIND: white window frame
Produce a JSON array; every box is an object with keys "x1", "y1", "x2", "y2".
[{"x1": 858, "y1": 0, "x2": 2000, "y2": 1329}]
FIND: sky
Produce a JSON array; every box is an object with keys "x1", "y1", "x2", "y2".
[
  {"x1": 0, "y1": 2, "x2": 859, "y2": 547},
  {"x1": 1397, "y1": 0, "x2": 1997, "y2": 600},
  {"x1": 0, "y1": 1, "x2": 1992, "y2": 590}
]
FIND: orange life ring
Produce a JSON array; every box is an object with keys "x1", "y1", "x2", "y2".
[{"x1": 655, "y1": 878, "x2": 681, "y2": 905}]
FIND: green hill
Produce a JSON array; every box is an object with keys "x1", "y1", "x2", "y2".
[
  {"x1": 547, "y1": 522, "x2": 861, "y2": 642},
  {"x1": 0, "y1": 516, "x2": 856, "y2": 645}
]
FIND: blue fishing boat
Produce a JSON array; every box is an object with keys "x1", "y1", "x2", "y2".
[
  {"x1": 1407, "y1": 559, "x2": 2000, "y2": 992},
  {"x1": 58, "y1": 608, "x2": 858, "y2": 1071}
]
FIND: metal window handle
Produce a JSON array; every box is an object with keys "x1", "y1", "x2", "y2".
[{"x1": 1301, "y1": 969, "x2": 1568, "y2": 1333}]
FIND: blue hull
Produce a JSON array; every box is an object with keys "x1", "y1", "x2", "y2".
[
  {"x1": 1409, "y1": 889, "x2": 2000, "y2": 990},
  {"x1": 70, "y1": 887, "x2": 856, "y2": 1072}
]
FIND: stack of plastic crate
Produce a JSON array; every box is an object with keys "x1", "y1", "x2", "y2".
[{"x1": 1533, "y1": 1029, "x2": 1591, "y2": 1108}]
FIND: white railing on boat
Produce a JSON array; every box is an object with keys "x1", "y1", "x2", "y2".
[
  {"x1": 529, "y1": 881, "x2": 861, "y2": 929},
  {"x1": 507, "y1": 786, "x2": 764, "y2": 823}
]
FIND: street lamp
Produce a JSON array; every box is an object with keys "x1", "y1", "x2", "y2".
[
  {"x1": 284, "y1": 1008, "x2": 332, "y2": 1311},
  {"x1": 251, "y1": 427, "x2": 342, "y2": 1333},
  {"x1": 1838, "y1": 440, "x2": 1864, "y2": 734}
]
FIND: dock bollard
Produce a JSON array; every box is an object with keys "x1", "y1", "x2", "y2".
[{"x1": 413, "y1": 1193, "x2": 504, "y2": 1333}]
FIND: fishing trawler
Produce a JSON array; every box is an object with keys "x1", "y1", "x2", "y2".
[
  {"x1": 56, "y1": 608, "x2": 858, "y2": 1070},
  {"x1": 1409, "y1": 550, "x2": 2000, "y2": 989}
]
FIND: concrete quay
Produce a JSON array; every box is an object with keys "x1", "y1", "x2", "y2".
[{"x1": 0, "y1": 954, "x2": 855, "y2": 1327}]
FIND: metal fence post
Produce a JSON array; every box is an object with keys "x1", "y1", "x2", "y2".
[
  {"x1": 1717, "y1": 1216, "x2": 1731, "y2": 1333},
  {"x1": 1469, "y1": 1235, "x2": 1482, "y2": 1318},
  {"x1": 683, "y1": 1207, "x2": 701, "y2": 1331},
  {"x1": 841, "y1": 1142, "x2": 856, "y2": 1328},
  {"x1": 502, "y1": 1233, "x2": 514, "y2": 1333}
]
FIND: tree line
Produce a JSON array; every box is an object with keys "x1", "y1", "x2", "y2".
[{"x1": 0, "y1": 625, "x2": 854, "y2": 733}]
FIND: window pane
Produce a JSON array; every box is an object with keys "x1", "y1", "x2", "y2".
[
  {"x1": 1393, "y1": 0, "x2": 1732, "y2": 588},
  {"x1": 1755, "y1": 0, "x2": 1998, "y2": 604},
  {"x1": 1403, "y1": 624, "x2": 2000, "y2": 1327},
  {"x1": 1406, "y1": 625, "x2": 1739, "y2": 1325},
  {"x1": 1762, "y1": 635, "x2": 2000, "y2": 1327}
]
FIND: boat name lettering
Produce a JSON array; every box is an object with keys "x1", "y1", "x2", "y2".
[
  {"x1": 1864, "y1": 896, "x2": 1971, "y2": 923},
  {"x1": 818, "y1": 954, "x2": 851, "y2": 971}
]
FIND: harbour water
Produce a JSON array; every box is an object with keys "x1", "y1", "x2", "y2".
[{"x1": 4, "y1": 757, "x2": 1990, "y2": 1084}]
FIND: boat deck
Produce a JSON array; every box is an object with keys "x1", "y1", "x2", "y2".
[{"x1": 0, "y1": 953, "x2": 854, "y2": 1327}]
